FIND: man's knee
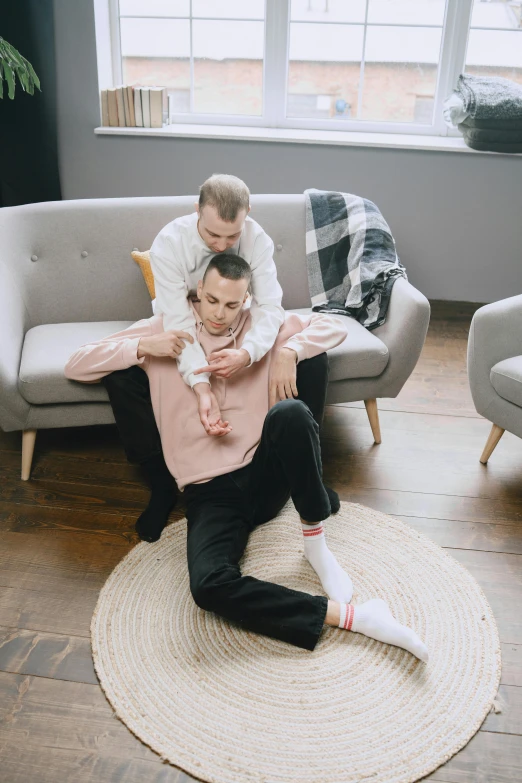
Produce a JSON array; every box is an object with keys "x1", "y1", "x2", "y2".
[
  {"x1": 302, "y1": 352, "x2": 328, "y2": 371},
  {"x1": 266, "y1": 398, "x2": 312, "y2": 432},
  {"x1": 190, "y1": 564, "x2": 240, "y2": 611},
  {"x1": 101, "y1": 365, "x2": 147, "y2": 391}
]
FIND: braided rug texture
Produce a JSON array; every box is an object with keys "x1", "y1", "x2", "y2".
[{"x1": 91, "y1": 502, "x2": 501, "y2": 783}]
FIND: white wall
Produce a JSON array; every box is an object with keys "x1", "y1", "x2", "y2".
[{"x1": 54, "y1": 0, "x2": 522, "y2": 303}]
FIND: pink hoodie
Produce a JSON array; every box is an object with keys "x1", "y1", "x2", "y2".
[{"x1": 64, "y1": 302, "x2": 347, "y2": 489}]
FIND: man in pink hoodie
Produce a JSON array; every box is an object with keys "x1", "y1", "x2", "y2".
[{"x1": 65, "y1": 256, "x2": 428, "y2": 661}]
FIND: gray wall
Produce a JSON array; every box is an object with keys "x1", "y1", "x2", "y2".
[{"x1": 54, "y1": 0, "x2": 522, "y2": 303}]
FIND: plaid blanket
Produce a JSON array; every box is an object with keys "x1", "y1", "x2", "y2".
[{"x1": 305, "y1": 189, "x2": 407, "y2": 330}]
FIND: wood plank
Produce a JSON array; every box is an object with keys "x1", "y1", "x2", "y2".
[
  {"x1": 0, "y1": 530, "x2": 133, "y2": 594},
  {"x1": 394, "y1": 516, "x2": 522, "y2": 556},
  {"x1": 425, "y1": 731, "x2": 522, "y2": 782},
  {"x1": 0, "y1": 447, "x2": 145, "y2": 489},
  {"x1": 0, "y1": 626, "x2": 97, "y2": 685},
  {"x1": 0, "y1": 585, "x2": 98, "y2": 638},
  {"x1": 335, "y1": 485, "x2": 522, "y2": 526},
  {"x1": 0, "y1": 749, "x2": 187, "y2": 783},
  {"x1": 501, "y1": 644, "x2": 522, "y2": 687},
  {"x1": 448, "y1": 549, "x2": 522, "y2": 645},
  {"x1": 482, "y1": 685, "x2": 522, "y2": 736},
  {"x1": 0, "y1": 502, "x2": 140, "y2": 539},
  {"x1": 0, "y1": 671, "x2": 191, "y2": 782},
  {"x1": 0, "y1": 475, "x2": 150, "y2": 515}
]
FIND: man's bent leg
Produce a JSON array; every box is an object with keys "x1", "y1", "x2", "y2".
[
  {"x1": 295, "y1": 352, "x2": 329, "y2": 429},
  {"x1": 101, "y1": 366, "x2": 162, "y2": 463},
  {"x1": 185, "y1": 474, "x2": 328, "y2": 651},
  {"x1": 295, "y1": 353, "x2": 339, "y2": 512},
  {"x1": 251, "y1": 399, "x2": 330, "y2": 525},
  {"x1": 250, "y1": 399, "x2": 353, "y2": 603},
  {"x1": 101, "y1": 366, "x2": 177, "y2": 542}
]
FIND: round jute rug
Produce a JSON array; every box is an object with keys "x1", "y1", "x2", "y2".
[{"x1": 91, "y1": 502, "x2": 501, "y2": 783}]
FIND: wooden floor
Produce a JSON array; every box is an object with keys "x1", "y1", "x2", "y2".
[{"x1": 1, "y1": 301, "x2": 521, "y2": 783}]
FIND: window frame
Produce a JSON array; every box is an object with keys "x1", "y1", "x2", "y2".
[{"x1": 96, "y1": 0, "x2": 481, "y2": 137}]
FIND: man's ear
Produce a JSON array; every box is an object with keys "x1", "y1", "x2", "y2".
[
  {"x1": 248, "y1": 204, "x2": 251, "y2": 214},
  {"x1": 197, "y1": 280, "x2": 203, "y2": 298},
  {"x1": 194, "y1": 202, "x2": 200, "y2": 215}
]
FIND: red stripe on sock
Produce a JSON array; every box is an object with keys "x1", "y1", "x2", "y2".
[
  {"x1": 303, "y1": 526, "x2": 324, "y2": 537},
  {"x1": 345, "y1": 604, "x2": 354, "y2": 631}
]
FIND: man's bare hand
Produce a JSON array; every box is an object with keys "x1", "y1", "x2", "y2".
[
  {"x1": 137, "y1": 331, "x2": 194, "y2": 359},
  {"x1": 193, "y1": 348, "x2": 250, "y2": 379},
  {"x1": 193, "y1": 383, "x2": 232, "y2": 437},
  {"x1": 269, "y1": 347, "x2": 298, "y2": 408}
]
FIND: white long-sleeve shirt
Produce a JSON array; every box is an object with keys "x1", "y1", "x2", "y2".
[{"x1": 149, "y1": 212, "x2": 284, "y2": 388}]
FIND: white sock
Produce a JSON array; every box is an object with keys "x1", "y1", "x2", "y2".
[
  {"x1": 338, "y1": 599, "x2": 429, "y2": 662},
  {"x1": 302, "y1": 520, "x2": 353, "y2": 603}
]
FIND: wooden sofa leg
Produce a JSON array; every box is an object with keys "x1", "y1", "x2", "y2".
[
  {"x1": 480, "y1": 423, "x2": 505, "y2": 465},
  {"x1": 364, "y1": 399, "x2": 382, "y2": 444},
  {"x1": 21, "y1": 429, "x2": 37, "y2": 480}
]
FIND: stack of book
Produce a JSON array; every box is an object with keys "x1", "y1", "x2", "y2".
[{"x1": 100, "y1": 86, "x2": 167, "y2": 128}]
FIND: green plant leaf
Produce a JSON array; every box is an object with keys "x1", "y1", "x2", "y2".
[
  {"x1": 17, "y1": 68, "x2": 29, "y2": 92},
  {"x1": 26, "y1": 61, "x2": 40, "y2": 91},
  {"x1": 3, "y1": 61, "x2": 15, "y2": 99},
  {"x1": 0, "y1": 37, "x2": 40, "y2": 99}
]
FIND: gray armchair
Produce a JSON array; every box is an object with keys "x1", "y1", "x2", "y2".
[
  {"x1": 0, "y1": 196, "x2": 430, "y2": 480},
  {"x1": 468, "y1": 295, "x2": 522, "y2": 463}
]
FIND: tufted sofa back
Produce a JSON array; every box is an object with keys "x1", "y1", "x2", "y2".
[{"x1": 0, "y1": 194, "x2": 309, "y2": 330}]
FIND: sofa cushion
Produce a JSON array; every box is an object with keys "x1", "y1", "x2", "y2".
[
  {"x1": 19, "y1": 309, "x2": 389, "y2": 406},
  {"x1": 19, "y1": 322, "x2": 134, "y2": 404},
  {"x1": 288, "y1": 308, "x2": 389, "y2": 381},
  {"x1": 490, "y1": 356, "x2": 522, "y2": 408}
]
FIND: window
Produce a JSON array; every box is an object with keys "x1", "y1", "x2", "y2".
[
  {"x1": 100, "y1": 0, "x2": 522, "y2": 136},
  {"x1": 464, "y1": 0, "x2": 522, "y2": 83}
]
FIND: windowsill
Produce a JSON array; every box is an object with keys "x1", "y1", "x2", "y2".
[{"x1": 94, "y1": 123, "x2": 519, "y2": 155}]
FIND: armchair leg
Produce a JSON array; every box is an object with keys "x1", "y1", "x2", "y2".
[
  {"x1": 364, "y1": 399, "x2": 382, "y2": 444},
  {"x1": 21, "y1": 429, "x2": 37, "y2": 480},
  {"x1": 480, "y1": 423, "x2": 505, "y2": 465}
]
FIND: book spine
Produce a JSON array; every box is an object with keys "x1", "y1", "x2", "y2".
[
  {"x1": 101, "y1": 89, "x2": 109, "y2": 126},
  {"x1": 142, "y1": 87, "x2": 151, "y2": 128},
  {"x1": 107, "y1": 88, "x2": 119, "y2": 126},
  {"x1": 150, "y1": 88, "x2": 162, "y2": 128},
  {"x1": 127, "y1": 86, "x2": 136, "y2": 128},
  {"x1": 134, "y1": 87, "x2": 143, "y2": 127},
  {"x1": 122, "y1": 86, "x2": 130, "y2": 126},
  {"x1": 116, "y1": 87, "x2": 126, "y2": 127}
]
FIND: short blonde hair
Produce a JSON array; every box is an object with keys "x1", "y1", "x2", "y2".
[{"x1": 198, "y1": 173, "x2": 250, "y2": 222}]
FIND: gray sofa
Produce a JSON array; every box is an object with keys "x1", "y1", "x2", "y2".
[
  {"x1": 468, "y1": 295, "x2": 522, "y2": 463},
  {"x1": 0, "y1": 195, "x2": 430, "y2": 480}
]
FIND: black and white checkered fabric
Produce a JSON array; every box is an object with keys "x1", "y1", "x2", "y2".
[{"x1": 305, "y1": 189, "x2": 407, "y2": 330}]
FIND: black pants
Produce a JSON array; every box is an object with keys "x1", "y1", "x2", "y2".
[
  {"x1": 184, "y1": 399, "x2": 330, "y2": 651},
  {"x1": 101, "y1": 354, "x2": 331, "y2": 650},
  {"x1": 101, "y1": 353, "x2": 330, "y2": 465}
]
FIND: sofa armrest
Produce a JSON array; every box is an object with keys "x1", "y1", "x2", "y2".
[
  {"x1": 370, "y1": 277, "x2": 431, "y2": 397},
  {"x1": 468, "y1": 295, "x2": 522, "y2": 417},
  {"x1": 0, "y1": 259, "x2": 30, "y2": 431}
]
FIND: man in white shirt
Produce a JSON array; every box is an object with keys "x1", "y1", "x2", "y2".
[
  {"x1": 150, "y1": 173, "x2": 285, "y2": 435},
  {"x1": 101, "y1": 174, "x2": 316, "y2": 538}
]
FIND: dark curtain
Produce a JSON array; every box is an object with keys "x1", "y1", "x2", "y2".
[{"x1": 0, "y1": 0, "x2": 62, "y2": 206}]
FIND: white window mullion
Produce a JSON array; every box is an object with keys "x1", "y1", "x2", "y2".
[
  {"x1": 189, "y1": 0, "x2": 194, "y2": 113},
  {"x1": 263, "y1": 0, "x2": 290, "y2": 127},
  {"x1": 109, "y1": 0, "x2": 123, "y2": 86},
  {"x1": 432, "y1": 0, "x2": 474, "y2": 135},
  {"x1": 356, "y1": 0, "x2": 370, "y2": 120}
]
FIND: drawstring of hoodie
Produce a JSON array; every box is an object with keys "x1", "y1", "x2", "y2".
[
  {"x1": 229, "y1": 326, "x2": 237, "y2": 350},
  {"x1": 196, "y1": 319, "x2": 236, "y2": 350},
  {"x1": 196, "y1": 320, "x2": 236, "y2": 406}
]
